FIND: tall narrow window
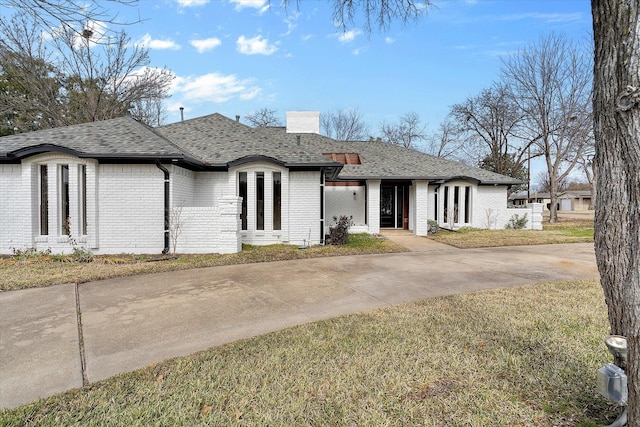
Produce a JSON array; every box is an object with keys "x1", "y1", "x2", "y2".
[
  {"x1": 40, "y1": 165, "x2": 48, "y2": 236},
  {"x1": 239, "y1": 172, "x2": 247, "y2": 230},
  {"x1": 273, "y1": 172, "x2": 281, "y2": 230},
  {"x1": 256, "y1": 172, "x2": 264, "y2": 231},
  {"x1": 80, "y1": 165, "x2": 87, "y2": 235},
  {"x1": 443, "y1": 186, "x2": 449, "y2": 223},
  {"x1": 464, "y1": 186, "x2": 470, "y2": 224},
  {"x1": 60, "y1": 165, "x2": 70, "y2": 235},
  {"x1": 453, "y1": 186, "x2": 460, "y2": 223},
  {"x1": 434, "y1": 187, "x2": 438, "y2": 222}
]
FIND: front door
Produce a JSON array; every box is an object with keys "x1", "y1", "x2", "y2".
[{"x1": 380, "y1": 184, "x2": 408, "y2": 229}]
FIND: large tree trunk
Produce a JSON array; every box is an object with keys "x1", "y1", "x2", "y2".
[{"x1": 592, "y1": 0, "x2": 640, "y2": 424}]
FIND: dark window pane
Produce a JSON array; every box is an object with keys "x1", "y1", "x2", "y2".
[
  {"x1": 81, "y1": 165, "x2": 87, "y2": 235},
  {"x1": 464, "y1": 186, "x2": 470, "y2": 223},
  {"x1": 256, "y1": 172, "x2": 264, "y2": 230},
  {"x1": 40, "y1": 165, "x2": 48, "y2": 235},
  {"x1": 454, "y1": 186, "x2": 459, "y2": 223},
  {"x1": 273, "y1": 172, "x2": 281, "y2": 230},
  {"x1": 443, "y1": 186, "x2": 449, "y2": 223},
  {"x1": 239, "y1": 172, "x2": 247, "y2": 230}
]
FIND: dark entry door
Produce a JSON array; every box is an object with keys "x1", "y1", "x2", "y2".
[
  {"x1": 380, "y1": 185, "x2": 395, "y2": 228},
  {"x1": 380, "y1": 184, "x2": 408, "y2": 228}
]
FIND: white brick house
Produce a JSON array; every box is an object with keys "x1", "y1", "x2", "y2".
[{"x1": 0, "y1": 112, "x2": 533, "y2": 255}]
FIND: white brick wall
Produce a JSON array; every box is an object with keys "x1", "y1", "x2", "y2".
[
  {"x1": 194, "y1": 172, "x2": 228, "y2": 207},
  {"x1": 413, "y1": 180, "x2": 429, "y2": 236},
  {"x1": 170, "y1": 165, "x2": 196, "y2": 206},
  {"x1": 97, "y1": 164, "x2": 165, "y2": 253},
  {"x1": 366, "y1": 180, "x2": 381, "y2": 235},
  {"x1": 0, "y1": 164, "x2": 24, "y2": 253},
  {"x1": 473, "y1": 186, "x2": 540, "y2": 230},
  {"x1": 474, "y1": 185, "x2": 509, "y2": 229},
  {"x1": 325, "y1": 185, "x2": 366, "y2": 232},
  {"x1": 289, "y1": 170, "x2": 321, "y2": 246},
  {"x1": 172, "y1": 197, "x2": 241, "y2": 254}
]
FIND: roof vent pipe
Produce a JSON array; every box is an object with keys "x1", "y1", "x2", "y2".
[
  {"x1": 236, "y1": 115, "x2": 240, "y2": 122},
  {"x1": 180, "y1": 107, "x2": 184, "y2": 122},
  {"x1": 296, "y1": 135, "x2": 301, "y2": 146}
]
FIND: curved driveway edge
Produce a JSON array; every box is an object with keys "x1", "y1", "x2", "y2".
[{"x1": 0, "y1": 240, "x2": 599, "y2": 409}]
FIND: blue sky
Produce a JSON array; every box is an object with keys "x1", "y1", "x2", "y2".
[{"x1": 111, "y1": 0, "x2": 592, "y2": 132}]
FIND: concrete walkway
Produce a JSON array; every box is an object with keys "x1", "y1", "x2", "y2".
[{"x1": 0, "y1": 234, "x2": 599, "y2": 409}]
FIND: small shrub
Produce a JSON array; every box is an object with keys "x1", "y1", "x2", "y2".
[
  {"x1": 506, "y1": 213, "x2": 528, "y2": 230},
  {"x1": 70, "y1": 247, "x2": 94, "y2": 263},
  {"x1": 11, "y1": 247, "x2": 51, "y2": 260},
  {"x1": 427, "y1": 220, "x2": 439, "y2": 235},
  {"x1": 326, "y1": 215, "x2": 353, "y2": 245}
]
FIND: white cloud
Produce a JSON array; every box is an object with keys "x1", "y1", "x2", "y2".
[
  {"x1": 136, "y1": 33, "x2": 181, "y2": 50},
  {"x1": 175, "y1": 0, "x2": 209, "y2": 6},
  {"x1": 190, "y1": 37, "x2": 222, "y2": 53},
  {"x1": 337, "y1": 29, "x2": 362, "y2": 44},
  {"x1": 236, "y1": 35, "x2": 278, "y2": 55},
  {"x1": 385, "y1": 36, "x2": 395, "y2": 44},
  {"x1": 281, "y1": 12, "x2": 301, "y2": 36},
  {"x1": 171, "y1": 72, "x2": 261, "y2": 103},
  {"x1": 229, "y1": 0, "x2": 270, "y2": 13}
]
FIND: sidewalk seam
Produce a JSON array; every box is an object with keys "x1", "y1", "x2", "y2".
[{"x1": 75, "y1": 283, "x2": 89, "y2": 386}]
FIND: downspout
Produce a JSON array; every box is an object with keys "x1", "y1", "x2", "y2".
[
  {"x1": 320, "y1": 169, "x2": 325, "y2": 245},
  {"x1": 155, "y1": 160, "x2": 170, "y2": 254}
]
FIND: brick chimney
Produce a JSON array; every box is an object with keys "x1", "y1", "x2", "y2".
[{"x1": 285, "y1": 111, "x2": 320, "y2": 134}]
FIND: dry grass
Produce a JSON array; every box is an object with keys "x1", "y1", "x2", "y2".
[
  {"x1": 2, "y1": 217, "x2": 596, "y2": 291},
  {"x1": 0, "y1": 235, "x2": 405, "y2": 292},
  {"x1": 0, "y1": 280, "x2": 618, "y2": 426},
  {"x1": 431, "y1": 216, "x2": 594, "y2": 249}
]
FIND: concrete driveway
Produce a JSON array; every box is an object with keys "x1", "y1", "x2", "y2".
[{"x1": 0, "y1": 236, "x2": 599, "y2": 409}]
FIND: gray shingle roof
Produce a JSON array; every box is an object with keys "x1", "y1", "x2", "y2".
[
  {"x1": 253, "y1": 126, "x2": 521, "y2": 185},
  {"x1": 155, "y1": 113, "x2": 339, "y2": 167},
  {"x1": 1, "y1": 113, "x2": 521, "y2": 185},
  {"x1": 0, "y1": 116, "x2": 187, "y2": 160}
]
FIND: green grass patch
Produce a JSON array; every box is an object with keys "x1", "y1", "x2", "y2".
[
  {"x1": 0, "y1": 234, "x2": 405, "y2": 291},
  {"x1": 0, "y1": 280, "x2": 620, "y2": 426}
]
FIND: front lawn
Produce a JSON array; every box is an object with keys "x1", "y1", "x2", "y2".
[
  {"x1": 430, "y1": 216, "x2": 594, "y2": 249},
  {"x1": 0, "y1": 234, "x2": 405, "y2": 292},
  {"x1": 0, "y1": 279, "x2": 618, "y2": 426}
]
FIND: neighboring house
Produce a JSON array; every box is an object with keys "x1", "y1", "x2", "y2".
[
  {"x1": 509, "y1": 190, "x2": 592, "y2": 211},
  {"x1": 509, "y1": 191, "x2": 552, "y2": 210},
  {"x1": 0, "y1": 112, "x2": 539, "y2": 255},
  {"x1": 557, "y1": 191, "x2": 593, "y2": 211}
]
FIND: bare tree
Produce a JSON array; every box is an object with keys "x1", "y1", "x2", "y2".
[
  {"x1": 0, "y1": 0, "x2": 140, "y2": 41},
  {"x1": 0, "y1": 15, "x2": 64, "y2": 132},
  {"x1": 449, "y1": 83, "x2": 527, "y2": 176},
  {"x1": 424, "y1": 117, "x2": 461, "y2": 159},
  {"x1": 0, "y1": 12, "x2": 173, "y2": 129},
  {"x1": 330, "y1": 0, "x2": 431, "y2": 33},
  {"x1": 379, "y1": 112, "x2": 426, "y2": 149},
  {"x1": 575, "y1": 129, "x2": 596, "y2": 209},
  {"x1": 592, "y1": 1, "x2": 640, "y2": 424},
  {"x1": 534, "y1": 170, "x2": 568, "y2": 194},
  {"x1": 321, "y1": 107, "x2": 370, "y2": 140},
  {"x1": 501, "y1": 33, "x2": 592, "y2": 223},
  {"x1": 244, "y1": 108, "x2": 282, "y2": 127}
]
